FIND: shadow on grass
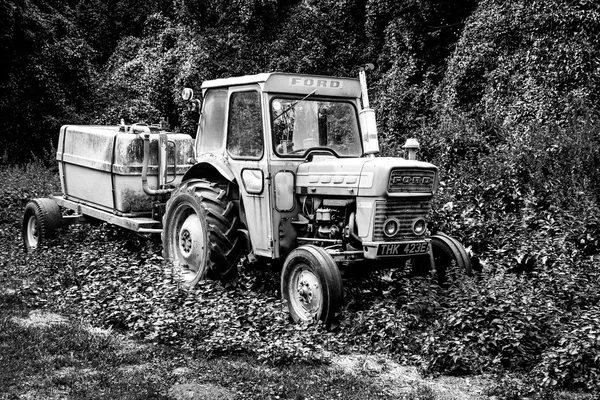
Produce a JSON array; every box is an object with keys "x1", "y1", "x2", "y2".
[
  {"x1": 0, "y1": 297, "x2": 427, "y2": 400},
  {"x1": 0, "y1": 305, "x2": 173, "y2": 399}
]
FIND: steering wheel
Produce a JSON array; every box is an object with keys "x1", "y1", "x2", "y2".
[{"x1": 304, "y1": 147, "x2": 340, "y2": 160}]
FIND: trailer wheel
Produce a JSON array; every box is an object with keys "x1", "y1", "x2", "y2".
[
  {"x1": 412, "y1": 233, "x2": 472, "y2": 282},
  {"x1": 22, "y1": 198, "x2": 62, "y2": 252},
  {"x1": 162, "y1": 179, "x2": 240, "y2": 287},
  {"x1": 281, "y1": 245, "x2": 344, "y2": 326}
]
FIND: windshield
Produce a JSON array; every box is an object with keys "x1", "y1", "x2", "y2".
[{"x1": 271, "y1": 97, "x2": 362, "y2": 157}]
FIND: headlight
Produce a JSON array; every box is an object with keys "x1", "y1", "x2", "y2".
[
  {"x1": 412, "y1": 218, "x2": 427, "y2": 236},
  {"x1": 383, "y1": 218, "x2": 400, "y2": 237}
]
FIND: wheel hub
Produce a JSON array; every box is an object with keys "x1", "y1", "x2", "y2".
[
  {"x1": 180, "y1": 229, "x2": 193, "y2": 255},
  {"x1": 27, "y1": 216, "x2": 39, "y2": 247},
  {"x1": 177, "y1": 213, "x2": 204, "y2": 266},
  {"x1": 295, "y1": 270, "x2": 321, "y2": 313}
]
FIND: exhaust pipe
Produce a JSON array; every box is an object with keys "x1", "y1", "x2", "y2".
[{"x1": 358, "y1": 63, "x2": 380, "y2": 157}]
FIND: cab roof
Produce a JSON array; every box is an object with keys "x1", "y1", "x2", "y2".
[{"x1": 201, "y1": 72, "x2": 362, "y2": 98}]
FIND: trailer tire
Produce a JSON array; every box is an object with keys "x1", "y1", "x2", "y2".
[
  {"x1": 411, "y1": 232, "x2": 472, "y2": 282},
  {"x1": 22, "y1": 198, "x2": 62, "y2": 252},
  {"x1": 162, "y1": 179, "x2": 240, "y2": 288},
  {"x1": 281, "y1": 245, "x2": 344, "y2": 326}
]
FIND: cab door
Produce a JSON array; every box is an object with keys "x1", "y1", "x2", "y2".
[{"x1": 225, "y1": 86, "x2": 273, "y2": 257}]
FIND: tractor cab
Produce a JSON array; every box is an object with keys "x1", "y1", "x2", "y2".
[{"x1": 180, "y1": 72, "x2": 375, "y2": 261}]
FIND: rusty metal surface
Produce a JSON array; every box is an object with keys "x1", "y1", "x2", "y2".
[
  {"x1": 53, "y1": 196, "x2": 161, "y2": 232},
  {"x1": 57, "y1": 125, "x2": 193, "y2": 214}
]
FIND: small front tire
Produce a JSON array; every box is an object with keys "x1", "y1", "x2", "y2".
[
  {"x1": 412, "y1": 233, "x2": 472, "y2": 282},
  {"x1": 281, "y1": 245, "x2": 344, "y2": 326},
  {"x1": 22, "y1": 198, "x2": 62, "y2": 252}
]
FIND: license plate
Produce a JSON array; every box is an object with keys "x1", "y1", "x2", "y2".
[{"x1": 377, "y1": 242, "x2": 429, "y2": 257}]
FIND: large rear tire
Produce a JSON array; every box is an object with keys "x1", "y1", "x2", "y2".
[
  {"x1": 412, "y1": 233, "x2": 472, "y2": 282},
  {"x1": 22, "y1": 198, "x2": 62, "y2": 252},
  {"x1": 162, "y1": 179, "x2": 240, "y2": 287},
  {"x1": 281, "y1": 245, "x2": 344, "y2": 326}
]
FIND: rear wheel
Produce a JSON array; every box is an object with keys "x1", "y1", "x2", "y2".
[
  {"x1": 412, "y1": 233, "x2": 472, "y2": 282},
  {"x1": 22, "y1": 198, "x2": 62, "y2": 251},
  {"x1": 281, "y1": 245, "x2": 344, "y2": 326},
  {"x1": 162, "y1": 179, "x2": 240, "y2": 287}
]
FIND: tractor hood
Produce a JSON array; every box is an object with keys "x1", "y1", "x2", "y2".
[{"x1": 295, "y1": 156, "x2": 439, "y2": 197}]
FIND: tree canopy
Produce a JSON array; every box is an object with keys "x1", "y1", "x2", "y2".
[{"x1": 1, "y1": 0, "x2": 598, "y2": 201}]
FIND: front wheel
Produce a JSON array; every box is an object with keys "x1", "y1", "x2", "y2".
[
  {"x1": 162, "y1": 179, "x2": 240, "y2": 288},
  {"x1": 281, "y1": 245, "x2": 344, "y2": 326},
  {"x1": 22, "y1": 198, "x2": 62, "y2": 252},
  {"x1": 412, "y1": 233, "x2": 472, "y2": 282}
]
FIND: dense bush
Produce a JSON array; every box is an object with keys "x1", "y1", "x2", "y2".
[
  {"x1": 421, "y1": 271, "x2": 557, "y2": 375},
  {"x1": 536, "y1": 305, "x2": 600, "y2": 391},
  {"x1": 430, "y1": 0, "x2": 600, "y2": 202},
  {"x1": 3, "y1": 0, "x2": 599, "y2": 214},
  {"x1": 0, "y1": 0, "x2": 94, "y2": 162}
]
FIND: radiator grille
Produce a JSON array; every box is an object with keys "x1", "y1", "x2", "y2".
[
  {"x1": 388, "y1": 169, "x2": 436, "y2": 193},
  {"x1": 373, "y1": 198, "x2": 432, "y2": 241}
]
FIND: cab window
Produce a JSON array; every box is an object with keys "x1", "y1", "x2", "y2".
[
  {"x1": 197, "y1": 89, "x2": 227, "y2": 154},
  {"x1": 271, "y1": 98, "x2": 362, "y2": 157},
  {"x1": 227, "y1": 91, "x2": 264, "y2": 159}
]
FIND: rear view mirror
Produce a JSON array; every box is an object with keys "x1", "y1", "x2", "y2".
[
  {"x1": 181, "y1": 88, "x2": 202, "y2": 112},
  {"x1": 181, "y1": 88, "x2": 194, "y2": 101}
]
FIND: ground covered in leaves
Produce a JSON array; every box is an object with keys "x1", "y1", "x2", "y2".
[{"x1": 1, "y1": 161, "x2": 599, "y2": 400}]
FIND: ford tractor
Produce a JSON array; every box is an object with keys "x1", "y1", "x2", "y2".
[{"x1": 23, "y1": 66, "x2": 471, "y2": 324}]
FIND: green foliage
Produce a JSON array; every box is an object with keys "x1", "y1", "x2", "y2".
[
  {"x1": 430, "y1": 0, "x2": 600, "y2": 202},
  {"x1": 2, "y1": 161, "x2": 600, "y2": 399},
  {"x1": 0, "y1": 160, "x2": 60, "y2": 240},
  {"x1": 4, "y1": 0, "x2": 599, "y2": 210},
  {"x1": 0, "y1": 0, "x2": 94, "y2": 162},
  {"x1": 74, "y1": 0, "x2": 175, "y2": 63},
  {"x1": 14, "y1": 225, "x2": 337, "y2": 365},
  {"x1": 535, "y1": 306, "x2": 600, "y2": 391},
  {"x1": 421, "y1": 270, "x2": 559, "y2": 375},
  {"x1": 1, "y1": 306, "x2": 401, "y2": 399},
  {"x1": 89, "y1": 14, "x2": 184, "y2": 127},
  {"x1": 370, "y1": 0, "x2": 478, "y2": 151}
]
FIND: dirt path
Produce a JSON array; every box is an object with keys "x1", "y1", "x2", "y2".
[{"x1": 331, "y1": 354, "x2": 491, "y2": 399}]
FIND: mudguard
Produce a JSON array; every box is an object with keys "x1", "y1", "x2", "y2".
[{"x1": 182, "y1": 156, "x2": 236, "y2": 183}]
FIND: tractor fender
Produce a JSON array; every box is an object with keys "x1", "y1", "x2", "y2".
[
  {"x1": 182, "y1": 157, "x2": 236, "y2": 184},
  {"x1": 179, "y1": 157, "x2": 249, "y2": 249}
]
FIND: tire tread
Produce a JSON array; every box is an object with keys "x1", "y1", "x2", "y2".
[
  {"x1": 162, "y1": 179, "x2": 241, "y2": 284},
  {"x1": 22, "y1": 198, "x2": 62, "y2": 251}
]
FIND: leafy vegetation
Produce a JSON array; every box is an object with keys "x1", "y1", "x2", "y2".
[
  {"x1": 1, "y1": 0, "x2": 600, "y2": 399},
  {"x1": 2, "y1": 159, "x2": 599, "y2": 398},
  {"x1": 1, "y1": 307, "x2": 406, "y2": 400}
]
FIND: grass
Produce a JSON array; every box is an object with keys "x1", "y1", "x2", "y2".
[
  {"x1": 0, "y1": 296, "x2": 435, "y2": 400},
  {"x1": 1, "y1": 307, "x2": 170, "y2": 399}
]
